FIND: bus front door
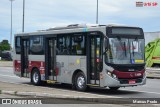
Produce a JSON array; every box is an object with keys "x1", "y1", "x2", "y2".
[
  {"x1": 45, "y1": 38, "x2": 57, "y2": 81},
  {"x1": 87, "y1": 33, "x2": 102, "y2": 85},
  {"x1": 21, "y1": 39, "x2": 29, "y2": 77}
]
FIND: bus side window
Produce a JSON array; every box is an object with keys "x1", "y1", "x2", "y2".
[
  {"x1": 15, "y1": 37, "x2": 21, "y2": 54},
  {"x1": 71, "y1": 35, "x2": 85, "y2": 55},
  {"x1": 57, "y1": 37, "x2": 63, "y2": 54},
  {"x1": 30, "y1": 36, "x2": 44, "y2": 55},
  {"x1": 57, "y1": 33, "x2": 86, "y2": 55},
  {"x1": 57, "y1": 35, "x2": 70, "y2": 55}
]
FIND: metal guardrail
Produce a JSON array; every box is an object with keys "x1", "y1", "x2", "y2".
[{"x1": 146, "y1": 67, "x2": 160, "y2": 79}]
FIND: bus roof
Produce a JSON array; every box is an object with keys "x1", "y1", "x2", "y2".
[{"x1": 15, "y1": 24, "x2": 141, "y2": 36}]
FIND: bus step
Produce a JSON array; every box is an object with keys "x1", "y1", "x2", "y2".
[
  {"x1": 87, "y1": 84, "x2": 99, "y2": 87},
  {"x1": 46, "y1": 80, "x2": 57, "y2": 84}
]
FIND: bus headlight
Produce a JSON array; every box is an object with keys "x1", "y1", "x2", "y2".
[
  {"x1": 107, "y1": 71, "x2": 112, "y2": 76},
  {"x1": 106, "y1": 70, "x2": 118, "y2": 80},
  {"x1": 112, "y1": 74, "x2": 118, "y2": 80}
]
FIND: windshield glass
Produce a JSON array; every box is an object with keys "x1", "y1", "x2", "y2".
[{"x1": 105, "y1": 38, "x2": 145, "y2": 64}]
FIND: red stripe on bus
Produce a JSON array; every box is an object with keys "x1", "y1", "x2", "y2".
[
  {"x1": 14, "y1": 60, "x2": 45, "y2": 74},
  {"x1": 113, "y1": 69, "x2": 145, "y2": 79}
]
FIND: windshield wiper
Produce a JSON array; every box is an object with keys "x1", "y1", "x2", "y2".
[
  {"x1": 132, "y1": 41, "x2": 135, "y2": 56},
  {"x1": 123, "y1": 42, "x2": 127, "y2": 56}
]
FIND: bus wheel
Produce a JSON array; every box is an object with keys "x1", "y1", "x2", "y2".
[
  {"x1": 75, "y1": 72, "x2": 87, "y2": 91},
  {"x1": 32, "y1": 69, "x2": 41, "y2": 85},
  {"x1": 109, "y1": 87, "x2": 120, "y2": 90}
]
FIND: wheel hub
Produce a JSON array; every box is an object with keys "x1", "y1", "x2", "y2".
[
  {"x1": 33, "y1": 72, "x2": 39, "y2": 83},
  {"x1": 77, "y1": 76, "x2": 85, "y2": 88}
]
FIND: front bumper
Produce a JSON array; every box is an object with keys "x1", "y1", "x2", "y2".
[{"x1": 100, "y1": 72, "x2": 146, "y2": 87}]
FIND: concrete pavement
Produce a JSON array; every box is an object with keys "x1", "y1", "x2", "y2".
[{"x1": 0, "y1": 81, "x2": 119, "y2": 99}]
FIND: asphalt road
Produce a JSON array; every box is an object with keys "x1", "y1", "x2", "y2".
[{"x1": 0, "y1": 67, "x2": 160, "y2": 98}]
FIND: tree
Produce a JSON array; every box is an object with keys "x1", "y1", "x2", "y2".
[{"x1": 0, "y1": 40, "x2": 10, "y2": 51}]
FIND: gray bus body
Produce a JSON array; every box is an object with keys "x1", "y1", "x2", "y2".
[{"x1": 13, "y1": 24, "x2": 146, "y2": 91}]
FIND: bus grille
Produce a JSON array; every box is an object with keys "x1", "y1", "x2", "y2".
[
  {"x1": 119, "y1": 78, "x2": 142, "y2": 84},
  {"x1": 114, "y1": 66, "x2": 144, "y2": 72}
]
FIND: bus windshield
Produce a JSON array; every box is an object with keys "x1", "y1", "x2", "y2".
[{"x1": 105, "y1": 38, "x2": 145, "y2": 64}]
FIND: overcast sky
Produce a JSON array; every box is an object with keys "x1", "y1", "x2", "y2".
[{"x1": 0, "y1": 0, "x2": 160, "y2": 44}]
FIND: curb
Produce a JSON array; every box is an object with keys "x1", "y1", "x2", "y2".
[
  {"x1": 1, "y1": 90, "x2": 15, "y2": 95},
  {"x1": 0, "y1": 65, "x2": 13, "y2": 67},
  {"x1": 147, "y1": 76, "x2": 160, "y2": 79},
  {"x1": 1, "y1": 90, "x2": 84, "y2": 98},
  {"x1": 1, "y1": 90, "x2": 115, "y2": 99},
  {"x1": 146, "y1": 68, "x2": 160, "y2": 79},
  {"x1": 0, "y1": 61, "x2": 13, "y2": 67},
  {"x1": 0, "y1": 90, "x2": 131, "y2": 104},
  {"x1": 146, "y1": 67, "x2": 160, "y2": 71}
]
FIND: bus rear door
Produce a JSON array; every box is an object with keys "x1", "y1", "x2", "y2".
[
  {"x1": 45, "y1": 37, "x2": 57, "y2": 81},
  {"x1": 21, "y1": 38, "x2": 29, "y2": 77}
]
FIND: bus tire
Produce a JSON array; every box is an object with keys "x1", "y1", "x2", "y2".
[
  {"x1": 75, "y1": 72, "x2": 87, "y2": 91},
  {"x1": 31, "y1": 69, "x2": 41, "y2": 86},
  {"x1": 109, "y1": 87, "x2": 120, "y2": 90}
]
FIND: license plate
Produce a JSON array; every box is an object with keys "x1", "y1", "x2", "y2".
[{"x1": 129, "y1": 80, "x2": 136, "y2": 84}]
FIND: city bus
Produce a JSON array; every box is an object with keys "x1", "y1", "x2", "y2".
[{"x1": 13, "y1": 24, "x2": 146, "y2": 91}]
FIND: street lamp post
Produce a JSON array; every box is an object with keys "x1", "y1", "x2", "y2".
[
  {"x1": 9, "y1": 0, "x2": 14, "y2": 50},
  {"x1": 22, "y1": 0, "x2": 25, "y2": 32},
  {"x1": 96, "y1": 0, "x2": 98, "y2": 24}
]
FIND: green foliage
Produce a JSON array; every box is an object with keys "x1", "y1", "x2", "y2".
[{"x1": 0, "y1": 40, "x2": 10, "y2": 51}]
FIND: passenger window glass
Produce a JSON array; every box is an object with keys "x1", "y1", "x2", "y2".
[
  {"x1": 71, "y1": 35, "x2": 85, "y2": 55},
  {"x1": 15, "y1": 37, "x2": 21, "y2": 54},
  {"x1": 30, "y1": 36, "x2": 44, "y2": 55},
  {"x1": 56, "y1": 33, "x2": 86, "y2": 55},
  {"x1": 57, "y1": 36, "x2": 70, "y2": 55}
]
